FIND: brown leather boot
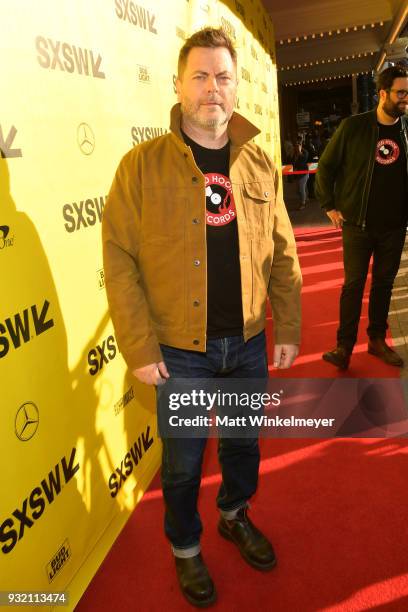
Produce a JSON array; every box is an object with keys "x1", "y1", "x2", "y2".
[
  {"x1": 218, "y1": 507, "x2": 276, "y2": 571},
  {"x1": 174, "y1": 553, "x2": 216, "y2": 608},
  {"x1": 322, "y1": 345, "x2": 351, "y2": 370},
  {"x1": 368, "y1": 338, "x2": 404, "y2": 367}
]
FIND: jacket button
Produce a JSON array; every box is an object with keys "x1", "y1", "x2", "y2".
[
  {"x1": 193, "y1": 300, "x2": 200, "y2": 307},
  {"x1": 194, "y1": 259, "x2": 200, "y2": 266},
  {"x1": 264, "y1": 191, "x2": 269, "y2": 197},
  {"x1": 193, "y1": 339, "x2": 200, "y2": 345},
  {"x1": 192, "y1": 218, "x2": 200, "y2": 224},
  {"x1": 192, "y1": 176, "x2": 198, "y2": 183}
]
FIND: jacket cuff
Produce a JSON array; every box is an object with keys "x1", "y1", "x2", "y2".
[
  {"x1": 122, "y1": 336, "x2": 163, "y2": 372},
  {"x1": 274, "y1": 328, "x2": 301, "y2": 346}
]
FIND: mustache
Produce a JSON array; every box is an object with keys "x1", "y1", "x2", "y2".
[{"x1": 201, "y1": 97, "x2": 224, "y2": 104}]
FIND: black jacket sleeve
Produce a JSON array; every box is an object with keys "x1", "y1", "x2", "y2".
[{"x1": 315, "y1": 120, "x2": 348, "y2": 211}]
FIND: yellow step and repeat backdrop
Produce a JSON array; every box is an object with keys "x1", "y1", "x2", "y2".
[{"x1": 0, "y1": 0, "x2": 280, "y2": 608}]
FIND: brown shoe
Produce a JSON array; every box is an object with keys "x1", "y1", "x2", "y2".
[
  {"x1": 368, "y1": 338, "x2": 404, "y2": 367},
  {"x1": 322, "y1": 346, "x2": 351, "y2": 370},
  {"x1": 174, "y1": 554, "x2": 216, "y2": 608},
  {"x1": 218, "y1": 507, "x2": 276, "y2": 571}
]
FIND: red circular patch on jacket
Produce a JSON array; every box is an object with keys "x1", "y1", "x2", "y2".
[{"x1": 205, "y1": 173, "x2": 236, "y2": 227}]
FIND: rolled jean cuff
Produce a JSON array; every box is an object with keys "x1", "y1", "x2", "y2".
[
  {"x1": 172, "y1": 543, "x2": 201, "y2": 559},
  {"x1": 219, "y1": 501, "x2": 249, "y2": 520}
]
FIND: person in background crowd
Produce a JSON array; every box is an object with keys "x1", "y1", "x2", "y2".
[
  {"x1": 102, "y1": 27, "x2": 302, "y2": 607},
  {"x1": 304, "y1": 134, "x2": 318, "y2": 198},
  {"x1": 283, "y1": 133, "x2": 294, "y2": 163},
  {"x1": 312, "y1": 128, "x2": 322, "y2": 155},
  {"x1": 293, "y1": 136, "x2": 309, "y2": 209},
  {"x1": 319, "y1": 128, "x2": 332, "y2": 154},
  {"x1": 316, "y1": 64, "x2": 408, "y2": 370}
]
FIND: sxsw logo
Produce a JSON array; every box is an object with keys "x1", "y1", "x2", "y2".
[
  {"x1": 131, "y1": 126, "x2": 168, "y2": 146},
  {"x1": 220, "y1": 17, "x2": 236, "y2": 42},
  {"x1": 0, "y1": 226, "x2": 15, "y2": 251},
  {"x1": 137, "y1": 64, "x2": 150, "y2": 84},
  {"x1": 0, "y1": 449, "x2": 79, "y2": 554},
  {"x1": 62, "y1": 195, "x2": 107, "y2": 233},
  {"x1": 35, "y1": 36, "x2": 105, "y2": 79},
  {"x1": 108, "y1": 426, "x2": 154, "y2": 497},
  {"x1": 176, "y1": 26, "x2": 186, "y2": 40},
  {"x1": 0, "y1": 125, "x2": 22, "y2": 159},
  {"x1": 235, "y1": 1, "x2": 245, "y2": 20},
  {"x1": 241, "y1": 67, "x2": 251, "y2": 83},
  {"x1": 114, "y1": 1, "x2": 157, "y2": 34},
  {"x1": 0, "y1": 301, "x2": 54, "y2": 359},
  {"x1": 251, "y1": 45, "x2": 258, "y2": 61},
  {"x1": 88, "y1": 334, "x2": 118, "y2": 376},
  {"x1": 257, "y1": 30, "x2": 265, "y2": 46}
]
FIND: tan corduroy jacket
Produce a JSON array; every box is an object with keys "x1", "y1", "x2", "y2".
[{"x1": 102, "y1": 104, "x2": 302, "y2": 371}]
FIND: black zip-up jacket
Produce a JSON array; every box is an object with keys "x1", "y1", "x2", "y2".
[{"x1": 315, "y1": 109, "x2": 408, "y2": 228}]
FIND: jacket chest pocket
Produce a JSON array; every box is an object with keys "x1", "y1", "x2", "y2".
[
  {"x1": 141, "y1": 188, "x2": 187, "y2": 241},
  {"x1": 140, "y1": 186, "x2": 187, "y2": 242},
  {"x1": 240, "y1": 181, "x2": 275, "y2": 236}
]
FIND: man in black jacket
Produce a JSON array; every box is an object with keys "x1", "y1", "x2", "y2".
[{"x1": 316, "y1": 65, "x2": 408, "y2": 370}]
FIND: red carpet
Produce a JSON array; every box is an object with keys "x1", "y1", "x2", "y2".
[
  {"x1": 77, "y1": 439, "x2": 408, "y2": 612},
  {"x1": 77, "y1": 226, "x2": 408, "y2": 611}
]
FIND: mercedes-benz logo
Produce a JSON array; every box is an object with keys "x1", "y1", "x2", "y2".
[
  {"x1": 15, "y1": 402, "x2": 39, "y2": 441},
  {"x1": 77, "y1": 123, "x2": 95, "y2": 156}
]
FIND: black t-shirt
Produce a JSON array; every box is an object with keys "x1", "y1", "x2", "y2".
[
  {"x1": 293, "y1": 149, "x2": 309, "y2": 171},
  {"x1": 366, "y1": 119, "x2": 408, "y2": 230},
  {"x1": 181, "y1": 130, "x2": 243, "y2": 338}
]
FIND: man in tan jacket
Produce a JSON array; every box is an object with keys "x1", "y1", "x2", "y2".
[{"x1": 103, "y1": 28, "x2": 301, "y2": 607}]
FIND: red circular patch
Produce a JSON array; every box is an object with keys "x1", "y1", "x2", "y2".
[
  {"x1": 205, "y1": 173, "x2": 236, "y2": 227},
  {"x1": 375, "y1": 139, "x2": 400, "y2": 165}
]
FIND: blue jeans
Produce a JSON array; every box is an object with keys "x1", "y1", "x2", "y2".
[
  {"x1": 157, "y1": 331, "x2": 268, "y2": 551},
  {"x1": 298, "y1": 173, "x2": 309, "y2": 204}
]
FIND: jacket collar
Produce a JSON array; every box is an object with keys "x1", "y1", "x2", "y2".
[
  {"x1": 368, "y1": 108, "x2": 378, "y2": 124},
  {"x1": 370, "y1": 106, "x2": 408, "y2": 132},
  {"x1": 170, "y1": 103, "x2": 261, "y2": 147}
]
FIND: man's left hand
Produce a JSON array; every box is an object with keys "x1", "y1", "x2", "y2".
[{"x1": 273, "y1": 344, "x2": 299, "y2": 369}]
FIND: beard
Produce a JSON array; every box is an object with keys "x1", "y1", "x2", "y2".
[
  {"x1": 181, "y1": 98, "x2": 232, "y2": 130},
  {"x1": 383, "y1": 95, "x2": 407, "y2": 119}
]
